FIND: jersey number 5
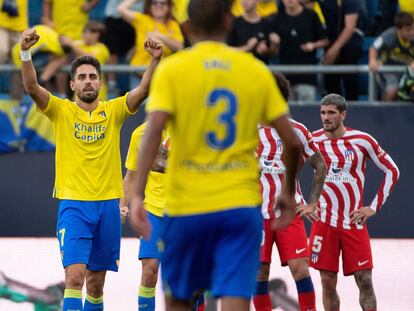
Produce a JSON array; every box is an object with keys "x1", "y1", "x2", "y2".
[{"x1": 206, "y1": 89, "x2": 237, "y2": 149}]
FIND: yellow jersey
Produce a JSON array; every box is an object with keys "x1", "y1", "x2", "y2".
[
  {"x1": 399, "y1": 0, "x2": 414, "y2": 13},
  {"x1": 172, "y1": 0, "x2": 189, "y2": 23},
  {"x1": 231, "y1": 0, "x2": 278, "y2": 17},
  {"x1": 125, "y1": 122, "x2": 168, "y2": 217},
  {"x1": 130, "y1": 12, "x2": 184, "y2": 66},
  {"x1": 0, "y1": 0, "x2": 28, "y2": 31},
  {"x1": 73, "y1": 41, "x2": 110, "y2": 100},
  {"x1": 146, "y1": 41, "x2": 288, "y2": 216},
  {"x1": 48, "y1": 0, "x2": 89, "y2": 40},
  {"x1": 40, "y1": 94, "x2": 134, "y2": 200},
  {"x1": 12, "y1": 25, "x2": 65, "y2": 68}
]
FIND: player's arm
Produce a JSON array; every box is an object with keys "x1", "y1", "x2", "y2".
[
  {"x1": 20, "y1": 29, "x2": 50, "y2": 111},
  {"x1": 120, "y1": 169, "x2": 136, "y2": 224},
  {"x1": 126, "y1": 38, "x2": 163, "y2": 113},
  {"x1": 117, "y1": 0, "x2": 137, "y2": 25},
  {"x1": 271, "y1": 115, "x2": 302, "y2": 228},
  {"x1": 129, "y1": 111, "x2": 169, "y2": 237},
  {"x1": 351, "y1": 141, "x2": 400, "y2": 224},
  {"x1": 297, "y1": 151, "x2": 326, "y2": 223}
]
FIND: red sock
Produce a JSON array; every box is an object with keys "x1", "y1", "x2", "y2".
[
  {"x1": 196, "y1": 303, "x2": 204, "y2": 311},
  {"x1": 366, "y1": 309, "x2": 376, "y2": 311},
  {"x1": 298, "y1": 291, "x2": 316, "y2": 310},
  {"x1": 253, "y1": 294, "x2": 272, "y2": 311}
]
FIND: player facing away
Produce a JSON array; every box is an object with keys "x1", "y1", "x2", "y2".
[
  {"x1": 122, "y1": 124, "x2": 205, "y2": 311},
  {"x1": 20, "y1": 28, "x2": 163, "y2": 311},
  {"x1": 128, "y1": 0, "x2": 303, "y2": 310},
  {"x1": 253, "y1": 73, "x2": 326, "y2": 311},
  {"x1": 309, "y1": 94, "x2": 400, "y2": 311}
]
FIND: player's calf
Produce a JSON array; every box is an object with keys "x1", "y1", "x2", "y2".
[
  {"x1": 320, "y1": 270, "x2": 340, "y2": 311},
  {"x1": 354, "y1": 270, "x2": 377, "y2": 311},
  {"x1": 288, "y1": 258, "x2": 316, "y2": 311}
]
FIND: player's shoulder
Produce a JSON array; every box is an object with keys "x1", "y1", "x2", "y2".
[
  {"x1": 345, "y1": 128, "x2": 378, "y2": 145},
  {"x1": 312, "y1": 128, "x2": 326, "y2": 139},
  {"x1": 132, "y1": 122, "x2": 147, "y2": 137},
  {"x1": 290, "y1": 118, "x2": 311, "y2": 133}
]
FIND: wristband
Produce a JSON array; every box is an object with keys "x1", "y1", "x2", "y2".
[{"x1": 20, "y1": 49, "x2": 32, "y2": 62}]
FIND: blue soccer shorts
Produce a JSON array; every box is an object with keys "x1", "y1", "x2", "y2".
[
  {"x1": 56, "y1": 199, "x2": 121, "y2": 271},
  {"x1": 138, "y1": 211, "x2": 163, "y2": 260},
  {"x1": 159, "y1": 207, "x2": 262, "y2": 301}
]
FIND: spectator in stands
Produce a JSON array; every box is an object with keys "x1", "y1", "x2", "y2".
[
  {"x1": 369, "y1": 12, "x2": 414, "y2": 101},
  {"x1": 268, "y1": 0, "x2": 328, "y2": 100},
  {"x1": 319, "y1": 0, "x2": 364, "y2": 101},
  {"x1": 103, "y1": 0, "x2": 141, "y2": 95},
  {"x1": 232, "y1": 0, "x2": 278, "y2": 17},
  {"x1": 398, "y1": 65, "x2": 414, "y2": 102},
  {"x1": 0, "y1": 0, "x2": 28, "y2": 64},
  {"x1": 42, "y1": 0, "x2": 99, "y2": 41},
  {"x1": 118, "y1": 0, "x2": 184, "y2": 88},
  {"x1": 227, "y1": 0, "x2": 275, "y2": 64},
  {"x1": 60, "y1": 21, "x2": 111, "y2": 100}
]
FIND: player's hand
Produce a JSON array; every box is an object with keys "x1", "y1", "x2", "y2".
[
  {"x1": 120, "y1": 205, "x2": 129, "y2": 224},
  {"x1": 296, "y1": 203, "x2": 320, "y2": 223},
  {"x1": 350, "y1": 206, "x2": 376, "y2": 225},
  {"x1": 129, "y1": 195, "x2": 152, "y2": 239},
  {"x1": 144, "y1": 37, "x2": 164, "y2": 60},
  {"x1": 256, "y1": 41, "x2": 269, "y2": 55},
  {"x1": 272, "y1": 193, "x2": 296, "y2": 230},
  {"x1": 21, "y1": 28, "x2": 40, "y2": 51},
  {"x1": 269, "y1": 32, "x2": 280, "y2": 45}
]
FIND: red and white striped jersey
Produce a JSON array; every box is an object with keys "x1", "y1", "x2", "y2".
[
  {"x1": 257, "y1": 119, "x2": 319, "y2": 219},
  {"x1": 313, "y1": 128, "x2": 400, "y2": 229}
]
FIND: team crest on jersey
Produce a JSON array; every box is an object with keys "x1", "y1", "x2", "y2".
[
  {"x1": 311, "y1": 252, "x2": 318, "y2": 263},
  {"x1": 99, "y1": 111, "x2": 106, "y2": 118},
  {"x1": 276, "y1": 139, "x2": 284, "y2": 152},
  {"x1": 344, "y1": 149, "x2": 355, "y2": 161}
]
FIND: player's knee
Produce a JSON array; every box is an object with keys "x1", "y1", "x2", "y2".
[
  {"x1": 354, "y1": 271, "x2": 374, "y2": 292},
  {"x1": 86, "y1": 275, "x2": 105, "y2": 297},
  {"x1": 65, "y1": 269, "x2": 85, "y2": 289},
  {"x1": 141, "y1": 260, "x2": 159, "y2": 287},
  {"x1": 320, "y1": 271, "x2": 337, "y2": 290},
  {"x1": 291, "y1": 265, "x2": 310, "y2": 281},
  {"x1": 256, "y1": 263, "x2": 270, "y2": 281}
]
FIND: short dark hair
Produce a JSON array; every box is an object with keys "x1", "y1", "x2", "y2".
[
  {"x1": 144, "y1": 0, "x2": 173, "y2": 20},
  {"x1": 320, "y1": 93, "x2": 347, "y2": 112},
  {"x1": 70, "y1": 56, "x2": 101, "y2": 80},
  {"x1": 273, "y1": 72, "x2": 291, "y2": 101},
  {"x1": 395, "y1": 12, "x2": 414, "y2": 28},
  {"x1": 188, "y1": 0, "x2": 233, "y2": 36}
]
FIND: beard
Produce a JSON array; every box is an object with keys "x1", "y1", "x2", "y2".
[
  {"x1": 323, "y1": 121, "x2": 339, "y2": 132},
  {"x1": 77, "y1": 89, "x2": 99, "y2": 103}
]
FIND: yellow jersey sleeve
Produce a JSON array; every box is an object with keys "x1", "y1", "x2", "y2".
[
  {"x1": 125, "y1": 123, "x2": 147, "y2": 171},
  {"x1": 106, "y1": 94, "x2": 135, "y2": 125},
  {"x1": 146, "y1": 63, "x2": 175, "y2": 115},
  {"x1": 39, "y1": 93, "x2": 64, "y2": 121}
]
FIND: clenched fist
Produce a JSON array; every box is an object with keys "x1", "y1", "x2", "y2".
[{"x1": 21, "y1": 28, "x2": 40, "y2": 51}]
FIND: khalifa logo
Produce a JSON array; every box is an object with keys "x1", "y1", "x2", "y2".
[
  {"x1": 344, "y1": 149, "x2": 354, "y2": 161},
  {"x1": 331, "y1": 165, "x2": 342, "y2": 174},
  {"x1": 311, "y1": 252, "x2": 318, "y2": 263}
]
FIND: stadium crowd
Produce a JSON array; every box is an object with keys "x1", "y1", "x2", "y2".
[{"x1": 0, "y1": 0, "x2": 414, "y2": 101}]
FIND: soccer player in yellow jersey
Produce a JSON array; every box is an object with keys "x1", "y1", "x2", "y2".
[
  {"x1": 129, "y1": 0, "x2": 302, "y2": 310},
  {"x1": 20, "y1": 27, "x2": 163, "y2": 311},
  {"x1": 121, "y1": 122, "x2": 169, "y2": 311}
]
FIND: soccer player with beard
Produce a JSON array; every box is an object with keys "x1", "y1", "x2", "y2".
[
  {"x1": 309, "y1": 94, "x2": 400, "y2": 311},
  {"x1": 20, "y1": 28, "x2": 163, "y2": 311}
]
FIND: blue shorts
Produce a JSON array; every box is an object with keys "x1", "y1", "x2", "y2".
[
  {"x1": 56, "y1": 199, "x2": 121, "y2": 272},
  {"x1": 138, "y1": 211, "x2": 162, "y2": 260},
  {"x1": 160, "y1": 207, "x2": 262, "y2": 300}
]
